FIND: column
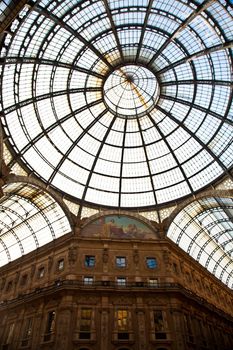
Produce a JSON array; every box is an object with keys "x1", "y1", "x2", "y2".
[
  {"x1": 55, "y1": 296, "x2": 73, "y2": 350},
  {"x1": 100, "y1": 296, "x2": 109, "y2": 349},
  {"x1": 136, "y1": 309, "x2": 146, "y2": 350}
]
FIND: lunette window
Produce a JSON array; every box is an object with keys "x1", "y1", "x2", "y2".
[{"x1": 0, "y1": 183, "x2": 71, "y2": 268}]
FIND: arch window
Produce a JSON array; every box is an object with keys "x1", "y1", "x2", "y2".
[
  {"x1": 168, "y1": 197, "x2": 233, "y2": 289},
  {"x1": 0, "y1": 183, "x2": 71, "y2": 267}
]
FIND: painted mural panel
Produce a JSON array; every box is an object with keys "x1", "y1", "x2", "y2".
[{"x1": 81, "y1": 215, "x2": 157, "y2": 239}]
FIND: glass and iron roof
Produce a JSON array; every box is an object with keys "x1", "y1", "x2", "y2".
[
  {"x1": 0, "y1": 0, "x2": 233, "y2": 209},
  {"x1": 167, "y1": 197, "x2": 233, "y2": 289},
  {"x1": 0, "y1": 182, "x2": 71, "y2": 267}
]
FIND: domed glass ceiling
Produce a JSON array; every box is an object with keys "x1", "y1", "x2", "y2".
[{"x1": 0, "y1": 0, "x2": 233, "y2": 208}]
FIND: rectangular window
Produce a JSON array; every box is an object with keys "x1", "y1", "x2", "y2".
[
  {"x1": 117, "y1": 277, "x2": 126, "y2": 286},
  {"x1": 148, "y1": 278, "x2": 158, "y2": 286},
  {"x1": 84, "y1": 276, "x2": 93, "y2": 285},
  {"x1": 154, "y1": 310, "x2": 167, "y2": 340},
  {"x1": 85, "y1": 255, "x2": 95, "y2": 267},
  {"x1": 38, "y1": 267, "x2": 45, "y2": 278},
  {"x1": 146, "y1": 257, "x2": 157, "y2": 269},
  {"x1": 116, "y1": 256, "x2": 126, "y2": 267},
  {"x1": 44, "y1": 311, "x2": 56, "y2": 342},
  {"x1": 20, "y1": 274, "x2": 28, "y2": 287},
  {"x1": 208, "y1": 323, "x2": 215, "y2": 343},
  {"x1": 116, "y1": 256, "x2": 126, "y2": 268},
  {"x1": 155, "y1": 332, "x2": 167, "y2": 339},
  {"x1": 196, "y1": 318, "x2": 206, "y2": 345},
  {"x1": 117, "y1": 310, "x2": 128, "y2": 331},
  {"x1": 173, "y1": 263, "x2": 178, "y2": 273},
  {"x1": 79, "y1": 308, "x2": 92, "y2": 339},
  {"x1": 57, "y1": 259, "x2": 64, "y2": 271},
  {"x1": 4, "y1": 323, "x2": 15, "y2": 345},
  {"x1": 116, "y1": 309, "x2": 129, "y2": 340},
  {"x1": 118, "y1": 332, "x2": 129, "y2": 339},
  {"x1": 154, "y1": 310, "x2": 164, "y2": 331},
  {"x1": 186, "y1": 272, "x2": 192, "y2": 282},
  {"x1": 21, "y1": 318, "x2": 33, "y2": 347},
  {"x1": 6, "y1": 281, "x2": 13, "y2": 292},
  {"x1": 184, "y1": 314, "x2": 193, "y2": 335},
  {"x1": 184, "y1": 313, "x2": 194, "y2": 343}
]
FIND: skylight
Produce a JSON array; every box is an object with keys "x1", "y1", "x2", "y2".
[
  {"x1": 0, "y1": 0, "x2": 232, "y2": 209},
  {"x1": 0, "y1": 183, "x2": 71, "y2": 267},
  {"x1": 167, "y1": 197, "x2": 233, "y2": 289}
]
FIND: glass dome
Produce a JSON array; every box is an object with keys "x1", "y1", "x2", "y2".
[{"x1": 0, "y1": 0, "x2": 232, "y2": 209}]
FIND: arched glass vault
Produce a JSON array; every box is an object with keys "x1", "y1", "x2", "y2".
[
  {"x1": 0, "y1": 0, "x2": 232, "y2": 209},
  {"x1": 167, "y1": 197, "x2": 233, "y2": 289},
  {"x1": 0, "y1": 182, "x2": 71, "y2": 267}
]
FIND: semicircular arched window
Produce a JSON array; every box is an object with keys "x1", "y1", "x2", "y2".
[
  {"x1": 167, "y1": 197, "x2": 233, "y2": 289},
  {"x1": 0, "y1": 182, "x2": 71, "y2": 267}
]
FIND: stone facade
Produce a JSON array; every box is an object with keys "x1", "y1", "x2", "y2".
[{"x1": 0, "y1": 215, "x2": 232, "y2": 350}]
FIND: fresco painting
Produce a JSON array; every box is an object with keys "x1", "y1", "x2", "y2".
[{"x1": 81, "y1": 215, "x2": 156, "y2": 239}]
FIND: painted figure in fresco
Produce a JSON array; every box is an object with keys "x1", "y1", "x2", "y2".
[
  {"x1": 103, "y1": 219, "x2": 115, "y2": 238},
  {"x1": 82, "y1": 215, "x2": 157, "y2": 240}
]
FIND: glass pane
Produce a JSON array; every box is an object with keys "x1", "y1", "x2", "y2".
[
  {"x1": 168, "y1": 197, "x2": 233, "y2": 289},
  {"x1": 1, "y1": 0, "x2": 232, "y2": 209}
]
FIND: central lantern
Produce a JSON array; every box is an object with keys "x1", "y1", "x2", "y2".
[{"x1": 103, "y1": 65, "x2": 160, "y2": 118}]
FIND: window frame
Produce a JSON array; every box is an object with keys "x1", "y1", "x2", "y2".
[
  {"x1": 43, "y1": 310, "x2": 56, "y2": 342},
  {"x1": 146, "y1": 257, "x2": 158, "y2": 269},
  {"x1": 57, "y1": 258, "x2": 64, "y2": 271},
  {"x1": 83, "y1": 276, "x2": 94, "y2": 285},
  {"x1": 84, "y1": 255, "x2": 96, "y2": 268},
  {"x1": 79, "y1": 308, "x2": 93, "y2": 340},
  {"x1": 38, "y1": 266, "x2": 45, "y2": 279},
  {"x1": 148, "y1": 278, "x2": 158, "y2": 287},
  {"x1": 116, "y1": 256, "x2": 126, "y2": 268},
  {"x1": 116, "y1": 277, "x2": 126, "y2": 286},
  {"x1": 21, "y1": 317, "x2": 33, "y2": 347},
  {"x1": 20, "y1": 274, "x2": 28, "y2": 287}
]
